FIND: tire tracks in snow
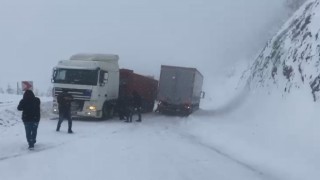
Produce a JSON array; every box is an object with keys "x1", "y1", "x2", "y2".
[
  {"x1": 178, "y1": 132, "x2": 280, "y2": 180},
  {"x1": 0, "y1": 142, "x2": 66, "y2": 161},
  {"x1": 142, "y1": 118, "x2": 280, "y2": 180},
  {"x1": 0, "y1": 121, "x2": 130, "y2": 162}
]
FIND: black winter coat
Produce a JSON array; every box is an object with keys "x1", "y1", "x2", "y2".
[
  {"x1": 17, "y1": 90, "x2": 41, "y2": 122},
  {"x1": 57, "y1": 91, "x2": 73, "y2": 113}
]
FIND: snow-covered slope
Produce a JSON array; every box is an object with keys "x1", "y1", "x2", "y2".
[{"x1": 243, "y1": 0, "x2": 320, "y2": 101}]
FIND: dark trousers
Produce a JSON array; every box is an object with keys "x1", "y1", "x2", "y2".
[
  {"x1": 127, "y1": 109, "x2": 133, "y2": 122},
  {"x1": 118, "y1": 108, "x2": 126, "y2": 120},
  {"x1": 24, "y1": 122, "x2": 39, "y2": 146},
  {"x1": 131, "y1": 107, "x2": 141, "y2": 121},
  {"x1": 57, "y1": 111, "x2": 72, "y2": 131},
  {"x1": 137, "y1": 107, "x2": 142, "y2": 121},
  {"x1": 123, "y1": 107, "x2": 133, "y2": 122}
]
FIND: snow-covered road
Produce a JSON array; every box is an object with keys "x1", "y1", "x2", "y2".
[
  {"x1": 0, "y1": 99, "x2": 270, "y2": 180},
  {"x1": 1, "y1": 93, "x2": 319, "y2": 180}
]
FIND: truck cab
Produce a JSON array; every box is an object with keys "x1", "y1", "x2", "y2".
[{"x1": 52, "y1": 54, "x2": 119, "y2": 118}]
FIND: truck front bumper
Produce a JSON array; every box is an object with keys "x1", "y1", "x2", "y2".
[{"x1": 75, "y1": 110, "x2": 102, "y2": 118}]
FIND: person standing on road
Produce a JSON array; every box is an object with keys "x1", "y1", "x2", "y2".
[
  {"x1": 56, "y1": 89, "x2": 74, "y2": 133},
  {"x1": 131, "y1": 90, "x2": 142, "y2": 122},
  {"x1": 118, "y1": 94, "x2": 133, "y2": 121},
  {"x1": 17, "y1": 90, "x2": 41, "y2": 149},
  {"x1": 117, "y1": 89, "x2": 127, "y2": 120},
  {"x1": 123, "y1": 96, "x2": 134, "y2": 123}
]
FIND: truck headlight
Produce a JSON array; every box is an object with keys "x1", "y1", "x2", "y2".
[
  {"x1": 88, "y1": 105, "x2": 97, "y2": 111},
  {"x1": 53, "y1": 104, "x2": 58, "y2": 112}
]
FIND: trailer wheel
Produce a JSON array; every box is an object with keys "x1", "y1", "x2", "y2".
[{"x1": 102, "y1": 103, "x2": 114, "y2": 119}]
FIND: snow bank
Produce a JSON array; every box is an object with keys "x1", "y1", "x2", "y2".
[{"x1": 0, "y1": 94, "x2": 53, "y2": 132}]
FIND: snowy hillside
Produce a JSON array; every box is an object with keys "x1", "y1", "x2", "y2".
[{"x1": 242, "y1": 0, "x2": 320, "y2": 101}]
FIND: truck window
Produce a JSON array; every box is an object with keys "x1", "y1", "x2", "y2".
[
  {"x1": 53, "y1": 68, "x2": 99, "y2": 86},
  {"x1": 55, "y1": 69, "x2": 66, "y2": 80}
]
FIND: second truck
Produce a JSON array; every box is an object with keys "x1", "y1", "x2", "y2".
[{"x1": 156, "y1": 65, "x2": 204, "y2": 115}]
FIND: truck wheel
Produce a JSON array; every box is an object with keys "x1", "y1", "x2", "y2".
[
  {"x1": 194, "y1": 104, "x2": 200, "y2": 110},
  {"x1": 183, "y1": 108, "x2": 192, "y2": 116},
  {"x1": 102, "y1": 103, "x2": 114, "y2": 119},
  {"x1": 148, "y1": 102, "x2": 155, "y2": 112},
  {"x1": 144, "y1": 101, "x2": 154, "y2": 113}
]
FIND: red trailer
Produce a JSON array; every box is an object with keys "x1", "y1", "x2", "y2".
[{"x1": 119, "y1": 69, "x2": 158, "y2": 112}]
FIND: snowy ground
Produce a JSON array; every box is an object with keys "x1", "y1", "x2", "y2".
[{"x1": 0, "y1": 83, "x2": 319, "y2": 180}]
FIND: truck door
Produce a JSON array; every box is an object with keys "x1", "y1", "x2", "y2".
[
  {"x1": 175, "y1": 69, "x2": 193, "y2": 104},
  {"x1": 98, "y1": 70, "x2": 109, "y2": 98},
  {"x1": 159, "y1": 68, "x2": 176, "y2": 104}
]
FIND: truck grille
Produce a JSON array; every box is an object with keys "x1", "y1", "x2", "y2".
[{"x1": 54, "y1": 87, "x2": 92, "y2": 101}]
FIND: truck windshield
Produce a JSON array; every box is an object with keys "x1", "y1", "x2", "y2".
[{"x1": 52, "y1": 68, "x2": 98, "y2": 86}]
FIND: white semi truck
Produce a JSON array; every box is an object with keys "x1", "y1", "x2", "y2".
[{"x1": 51, "y1": 53, "x2": 120, "y2": 118}]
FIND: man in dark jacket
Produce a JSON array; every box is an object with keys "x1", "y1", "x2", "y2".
[
  {"x1": 131, "y1": 90, "x2": 142, "y2": 122},
  {"x1": 122, "y1": 95, "x2": 134, "y2": 123},
  {"x1": 117, "y1": 94, "x2": 131, "y2": 121},
  {"x1": 17, "y1": 90, "x2": 41, "y2": 149},
  {"x1": 56, "y1": 89, "x2": 74, "y2": 133}
]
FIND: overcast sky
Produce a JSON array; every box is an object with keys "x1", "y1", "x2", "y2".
[{"x1": 0, "y1": 0, "x2": 289, "y2": 92}]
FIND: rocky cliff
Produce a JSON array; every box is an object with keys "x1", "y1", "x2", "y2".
[{"x1": 243, "y1": 0, "x2": 320, "y2": 101}]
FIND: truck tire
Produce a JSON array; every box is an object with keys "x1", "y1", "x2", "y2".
[
  {"x1": 143, "y1": 101, "x2": 154, "y2": 113},
  {"x1": 102, "y1": 103, "x2": 114, "y2": 119},
  {"x1": 148, "y1": 102, "x2": 155, "y2": 112},
  {"x1": 182, "y1": 107, "x2": 193, "y2": 116},
  {"x1": 194, "y1": 103, "x2": 200, "y2": 110}
]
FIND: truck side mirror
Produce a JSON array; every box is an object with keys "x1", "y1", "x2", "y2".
[
  {"x1": 102, "y1": 73, "x2": 109, "y2": 86},
  {"x1": 201, "y1": 91, "x2": 205, "y2": 99},
  {"x1": 99, "y1": 72, "x2": 108, "y2": 86},
  {"x1": 52, "y1": 69, "x2": 57, "y2": 83},
  {"x1": 104, "y1": 73, "x2": 109, "y2": 80}
]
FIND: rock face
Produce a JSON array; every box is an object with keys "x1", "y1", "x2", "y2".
[{"x1": 243, "y1": 0, "x2": 320, "y2": 101}]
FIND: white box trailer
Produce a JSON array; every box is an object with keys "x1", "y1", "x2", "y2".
[{"x1": 157, "y1": 65, "x2": 204, "y2": 115}]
